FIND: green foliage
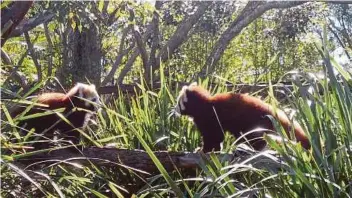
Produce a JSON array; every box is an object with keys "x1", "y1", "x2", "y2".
[
  {"x1": 1, "y1": 1, "x2": 352, "y2": 197},
  {"x1": 2, "y1": 48, "x2": 351, "y2": 196}
]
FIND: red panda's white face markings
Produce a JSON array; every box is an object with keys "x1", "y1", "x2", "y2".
[
  {"x1": 175, "y1": 86, "x2": 188, "y2": 115},
  {"x1": 175, "y1": 82, "x2": 198, "y2": 116},
  {"x1": 69, "y1": 83, "x2": 101, "y2": 110}
]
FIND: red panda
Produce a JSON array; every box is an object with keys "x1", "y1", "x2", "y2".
[
  {"x1": 175, "y1": 82, "x2": 310, "y2": 152},
  {"x1": 10, "y1": 83, "x2": 101, "y2": 149}
]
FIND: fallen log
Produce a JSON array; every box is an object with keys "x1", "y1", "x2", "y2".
[{"x1": 14, "y1": 147, "x2": 246, "y2": 173}]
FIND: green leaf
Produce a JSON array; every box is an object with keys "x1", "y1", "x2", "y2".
[{"x1": 98, "y1": 0, "x2": 104, "y2": 12}]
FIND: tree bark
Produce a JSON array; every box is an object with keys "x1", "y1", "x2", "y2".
[
  {"x1": 1, "y1": 48, "x2": 30, "y2": 90},
  {"x1": 199, "y1": 1, "x2": 307, "y2": 77},
  {"x1": 72, "y1": 24, "x2": 102, "y2": 87},
  {"x1": 101, "y1": 27, "x2": 134, "y2": 85},
  {"x1": 24, "y1": 32, "x2": 42, "y2": 83},
  {"x1": 116, "y1": 27, "x2": 154, "y2": 84},
  {"x1": 148, "y1": 3, "x2": 162, "y2": 81},
  {"x1": 1, "y1": 1, "x2": 33, "y2": 46},
  {"x1": 44, "y1": 23, "x2": 54, "y2": 77},
  {"x1": 16, "y1": 147, "x2": 241, "y2": 173},
  {"x1": 116, "y1": 3, "x2": 164, "y2": 84},
  {"x1": 133, "y1": 27, "x2": 150, "y2": 83},
  {"x1": 56, "y1": 21, "x2": 74, "y2": 88},
  {"x1": 8, "y1": 12, "x2": 56, "y2": 38}
]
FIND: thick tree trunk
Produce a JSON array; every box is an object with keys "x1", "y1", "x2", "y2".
[
  {"x1": 72, "y1": 25, "x2": 102, "y2": 87},
  {"x1": 16, "y1": 147, "x2": 244, "y2": 173}
]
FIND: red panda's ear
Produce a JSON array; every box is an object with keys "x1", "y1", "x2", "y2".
[{"x1": 190, "y1": 82, "x2": 197, "y2": 86}]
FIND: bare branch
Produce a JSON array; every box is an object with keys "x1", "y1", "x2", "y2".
[
  {"x1": 108, "y1": 3, "x2": 126, "y2": 26},
  {"x1": 102, "y1": 1, "x2": 109, "y2": 16},
  {"x1": 24, "y1": 32, "x2": 42, "y2": 82},
  {"x1": 117, "y1": 50, "x2": 141, "y2": 84},
  {"x1": 9, "y1": 12, "x2": 55, "y2": 38},
  {"x1": 102, "y1": 26, "x2": 134, "y2": 85},
  {"x1": 1, "y1": 20, "x2": 13, "y2": 35},
  {"x1": 16, "y1": 147, "x2": 247, "y2": 173},
  {"x1": 2, "y1": 48, "x2": 29, "y2": 89},
  {"x1": 117, "y1": 2, "x2": 210, "y2": 83},
  {"x1": 44, "y1": 23, "x2": 53, "y2": 77},
  {"x1": 116, "y1": 28, "x2": 154, "y2": 84},
  {"x1": 126, "y1": 6, "x2": 150, "y2": 83},
  {"x1": 158, "y1": 2, "x2": 212, "y2": 63},
  {"x1": 133, "y1": 27, "x2": 150, "y2": 82},
  {"x1": 1, "y1": 1, "x2": 33, "y2": 46},
  {"x1": 328, "y1": 24, "x2": 351, "y2": 60},
  {"x1": 117, "y1": 3, "x2": 164, "y2": 84},
  {"x1": 148, "y1": 2, "x2": 162, "y2": 78},
  {"x1": 1, "y1": 48, "x2": 12, "y2": 65},
  {"x1": 199, "y1": 1, "x2": 307, "y2": 77}
]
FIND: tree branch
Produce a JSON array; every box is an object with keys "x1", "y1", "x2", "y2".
[
  {"x1": 1, "y1": 1, "x2": 33, "y2": 46},
  {"x1": 44, "y1": 23, "x2": 53, "y2": 77},
  {"x1": 127, "y1": 6, "x2": 150, "y2": 83},
  {"x1": 133, "y1": 27, "x2": 150, "y2": 83},
  {"x1": 148, "y1": 2, "x2": 162, "y2": 80},
  {"x1": 117, "y1": 51, "x2": 139, "y2": 83},
  {"x1": 108, "y1": 4, "x2": 126, "y2": 26},
  {"x1": 117, "y1": 3, "x2": 163, "y2": 84},
  {"x1": 102, "y1": 26, "x2": 134, "y2": 85},
  {"x1": 16, "y1": 147, "x2": 246, "y2": 173},
  {"x1": 2, "y1": 48, "x2": 30, "y2": 89},
  {"x1": 24, "y1": 32, "x2": 42, "y2": 82},
  {"x1": 199, "y1": 1, "x2": 307, "y2": 77},
  {"x1": 117, "y1": 2, "x2": 210, "y2": 83},
  {"x1": 1, "y1": 48, "x2": 12, "y2": 65},
  {"x1": 328, "y1": 23, "x2": 351, "y2": 60},
  {"x1": 158, "y1": 2, "x2": 212, "y2": 63},
  {"x1": 102, "y1": 1, "x2": 109, "y2": 16},
  {"x1": 8, "y1": 12, "x2": 55, "y2": 38}
]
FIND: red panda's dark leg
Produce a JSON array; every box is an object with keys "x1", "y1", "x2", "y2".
[{"x1": 200, "y1": 128, "x2": 224, "y2": 153}]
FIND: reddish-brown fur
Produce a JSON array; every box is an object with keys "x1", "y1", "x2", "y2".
[
  {"x1": 11, "y1": 84, "x2": 99, "y2": 148},
  {"x1": 176, "y1": 85, "x2": 310, "y2": 152}
]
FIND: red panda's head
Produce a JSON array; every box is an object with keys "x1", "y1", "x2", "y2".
[
  {"x1": 66, "y1": 83, "x2": 101, "y2": 111},
  {"x1": 175, "y1": 82, "x2": 211, "y2": 117}
]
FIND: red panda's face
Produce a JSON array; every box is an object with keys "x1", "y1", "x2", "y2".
[
  {"x1": 69, "y1": 83, "x2": 102, "y2": 112},
  {"x1": 175, "y1": 82, "x2": 210, "y2": 117},
  {"x1": 175, "y1": 84, "x2": 190, "y2": 116}
]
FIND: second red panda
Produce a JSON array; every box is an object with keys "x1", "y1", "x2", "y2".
[
  {"x1": 10, "y1": 83, "x2": 101, "y2": 148},
  {"x1": 175, "y1": 82, "x2": 310, "y2": 152}
]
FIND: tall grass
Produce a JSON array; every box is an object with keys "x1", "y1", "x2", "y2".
[{"x1": 1, "y1": 33, "x2": 351, "y2": 197}]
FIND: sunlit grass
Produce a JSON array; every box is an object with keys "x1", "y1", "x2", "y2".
[{"x1": 1, "y1": 31, "x2": 352, "y2": 197}]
